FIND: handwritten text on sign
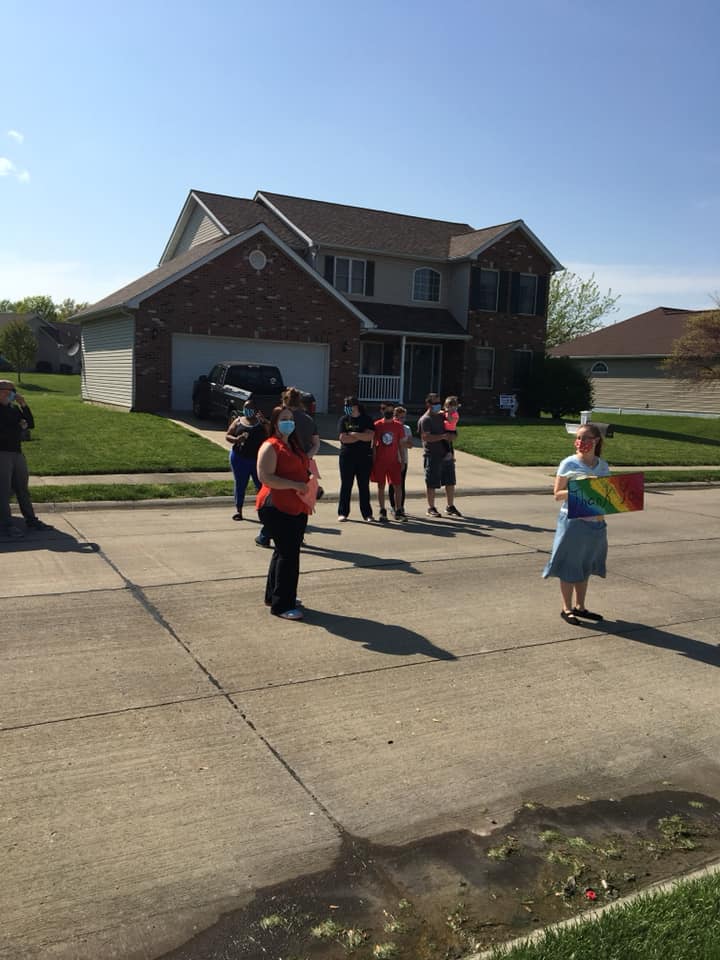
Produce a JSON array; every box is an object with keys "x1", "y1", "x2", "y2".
[{"x1": 567, "y1": 473, "x2": 645, "y2": 518}]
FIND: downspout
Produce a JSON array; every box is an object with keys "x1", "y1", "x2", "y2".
[{"x1": 399, "y1": 336, "x2": 406, "y2": 404}]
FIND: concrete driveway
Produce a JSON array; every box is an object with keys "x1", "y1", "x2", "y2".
[{"x1": 2, "y1": 488, "x2": 720, "y2": 959}]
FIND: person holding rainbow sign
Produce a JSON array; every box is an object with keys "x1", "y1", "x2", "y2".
[{"x1": 542, "y1": 422, "x2": 609, "y2": 626}]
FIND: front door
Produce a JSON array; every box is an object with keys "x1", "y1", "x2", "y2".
[{"x1": 404, "y1": 343, "x2": 441, "y2": 406}]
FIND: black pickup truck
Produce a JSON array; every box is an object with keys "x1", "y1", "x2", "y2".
[{"x1": 192, "y1": 362, "x2": 315, "y2": 423}]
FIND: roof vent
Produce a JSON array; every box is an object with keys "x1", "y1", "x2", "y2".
[{"x1": 249, "y1": 249, "x2": 267, "y2": 271}]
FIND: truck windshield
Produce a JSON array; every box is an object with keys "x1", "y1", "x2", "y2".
[{"x1": 225, "y1": 367, "x2": 282, "y2": 391}]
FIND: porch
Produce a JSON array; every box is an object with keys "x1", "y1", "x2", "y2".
[{"x1": 357, "y1": 334, "x2": 464, "y2": 406}]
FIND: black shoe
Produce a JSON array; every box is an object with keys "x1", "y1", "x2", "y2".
[
  {"x1": 255, "y1": 535, "x2": 272, "y2": 548},
  {"x1": 379, "y1": 509, "x2": 389, "y2": 523},
  {"x1": 445, "y1": 505, "x2": 462, "y2": 518},
  {"x1": 316, "y1": 486, "x2": 324, "y2": 500},
  {"x1": 232, "y1": 512, "x2": 243, "y2": 521}
]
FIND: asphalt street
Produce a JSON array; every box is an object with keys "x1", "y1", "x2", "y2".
[{"x1": 2, "y1": 488, "x2": 720, "y2": 959}]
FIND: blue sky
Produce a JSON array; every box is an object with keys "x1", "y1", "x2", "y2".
[{"x1": 2, "y1": 0, "x2": 718, "y2": 320}]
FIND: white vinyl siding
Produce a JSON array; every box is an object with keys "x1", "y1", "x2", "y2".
[
  {"x1": 173, "y1": 205, "x2": 224, "y2": 257},
  {"x1": 591, "y1": 375, "x2": 720, "y2": 415},
  {"x1": 81, "y1": 315, "x2": 135, "y2": 408},
  {"x1": 171, "y1": 334, "x2": 330, "y2": 412}
]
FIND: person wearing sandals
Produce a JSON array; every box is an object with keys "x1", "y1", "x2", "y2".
[
  {"x1": 256, "y1": 406, "x2": 312, "y2": 621},
  {"x1": 225, "y1": 397, "x2": 265, "y2": 521},
  {"x1": 543, "y1": 423, "x2": 609, "y2": 625}
]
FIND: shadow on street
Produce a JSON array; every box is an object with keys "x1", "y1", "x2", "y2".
[{"x1": 310, "y1": 609, "x2": 457, "y2": 661}]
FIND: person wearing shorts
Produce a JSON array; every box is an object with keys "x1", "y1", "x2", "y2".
[
  {"x1": 418, "y1": 392, "x2": 462, "y2": 518},
  {"x1": 371, "y1": 401, "x2": 406, "y2": 522}
]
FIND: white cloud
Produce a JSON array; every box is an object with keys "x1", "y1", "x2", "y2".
[
  {"x1": 564, "y1": 261, "x2": 720, "y2": 320},
  {"x1": 0, "y1": 157, "x2": 31, "y2": 183},
  {"x1": 0, "y1": 252, "x2": 138, "y2": 304},
  {"x1": 7, "y1": 130, "x2": 24, "y2": 144}
]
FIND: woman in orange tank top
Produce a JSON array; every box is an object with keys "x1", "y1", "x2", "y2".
[{"x1": 256, "y1": 406, "x2": 311, "y2": 620}]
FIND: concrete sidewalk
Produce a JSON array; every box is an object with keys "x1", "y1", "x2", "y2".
[{"x1": 2, "y1": 489, "x2": 720, "y2": 960}]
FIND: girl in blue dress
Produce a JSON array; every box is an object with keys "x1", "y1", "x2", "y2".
[{"x1": 543, "y1": 423, "x2": 609, "y2": 626}]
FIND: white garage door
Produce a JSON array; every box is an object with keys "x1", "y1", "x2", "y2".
[{"x1": 171, "y1": 334, "x2": 330, "y2": 412}]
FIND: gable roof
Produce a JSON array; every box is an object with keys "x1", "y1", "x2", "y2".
[
  {"x1": 256, "y1": 191, "x2": 477, "y2": 260},
  {"x1": 549, "y1": 306, "x2": 713, "y2": 358},
  {"x1": 74, "y1": 226, "x2": 373, "y2": 328}
]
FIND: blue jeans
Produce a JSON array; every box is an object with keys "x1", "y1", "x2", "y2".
[{"x1": 229, "y1": 450, "x2": 260, "y2": 511}]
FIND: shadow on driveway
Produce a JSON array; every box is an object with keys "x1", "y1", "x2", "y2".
[
  {"x1": 589, "y1": 619, "x2": 720, "y2": 669},
  {"x1": 310, "y1": 609, "x2": 457, "y2": 661},
  {"x1": 1, "y1": 527, "x2": 99, "y2": 553}
]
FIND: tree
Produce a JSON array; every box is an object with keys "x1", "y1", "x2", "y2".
[
  {"x1": 546, "y1": 271, "x2": 620, "y2": 347},
  {"x1": 0, "y1": 299, "x2": 16, "y2": 313},
  {"x1": 56, "y1": 298, "x2": 89, "y2": 321},
  {"x1": 525, "y1": 355, "x2": 594, "y2": 419},
  {"x1": 15, "y1": 295, "x2": 57, "y2": 323},
  {"x1": 663, "y1": 300, "x2": 720, "y2": 381},
  {"x1": 0, "y1": 319, "x2": 37, "y2": 383}
]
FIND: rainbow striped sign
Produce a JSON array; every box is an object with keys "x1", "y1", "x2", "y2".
[{"x1": 567, "y1": 473, "x2": 644, "y2": 518}]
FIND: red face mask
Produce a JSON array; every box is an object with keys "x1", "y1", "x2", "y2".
[{"x1": 574, "y1": 437, "x2": 596, "y2": 453}]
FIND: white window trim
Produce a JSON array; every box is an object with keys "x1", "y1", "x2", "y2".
[
  {"x1": 473, "y1": 346, "x2": 495, "y2": 390},
  {"x1": 478, "y1": 268, "x2": 499, "y2": 312},
  {"x1": 591, "y1": 361, "x2": 609, "y2": 374},
  {"x1": 412, "y1": 267, "x2": 441, "y2": 303},
  {"x1": 517, "y1": 273, "x2": 538, "y2": 315},
  {"x1": 334, "y1": 256, "x2": 367, "y2": 295}
]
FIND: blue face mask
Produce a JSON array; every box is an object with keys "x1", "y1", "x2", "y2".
[
  {"x1": 7, "y1": 390, "x2": 16, "y2": 403},
  {"x1": 344, "y1": 405, "x2": 353, "y2": 416},
  {"x1": 278, "y1": 419, "x2": 295, "y2": 436},
  {"x1": 243, "y1": 407, "x2": 255, "y2": 418},
  {"x1": 431, "y1": 403, "x2": 442, "y2": 413}
]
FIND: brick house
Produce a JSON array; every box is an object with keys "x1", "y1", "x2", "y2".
[{"x1": 77, "y1": 190, "x2": 563, "y2": 414}]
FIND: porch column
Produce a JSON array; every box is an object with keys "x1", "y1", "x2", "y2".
[{"x1": 399, "y1": 335, "x2": 406, "y2": 404}]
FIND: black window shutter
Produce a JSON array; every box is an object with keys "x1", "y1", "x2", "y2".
[
  {"x1": 498, "y1": 271, "x2": 510, "y2": 313},
  {"x1": 535, "y1": 275, "x2": 549, "y2": 316},
  {"x1": 324, "y1": 255, "x2": 335, "y2": 284},
  {"x1": 509, "y1": 273, "x2": 520, "y2": 314},
  {"x1": 469, "y1": 267, "x2": 482, "y2": 310},
  {"x1": 365, "y1": 260, "x2": 375, "y2": 296}
]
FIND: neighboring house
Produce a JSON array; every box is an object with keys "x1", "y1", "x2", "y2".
[
  {"x1": 75, "y1": 189, "x2": 563, "y2": 414},
  {"x1": 549, "y1": 306, "x2": 720, "y2": 416},
  {"x1": 0, "y1": 313, "x2": 82, "y2": 373}
]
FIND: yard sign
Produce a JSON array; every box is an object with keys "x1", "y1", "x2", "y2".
[{"x1": 567, "y1": 473, "x2": 644, "y2": 518}]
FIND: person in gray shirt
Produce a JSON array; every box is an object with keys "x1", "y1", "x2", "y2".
[{"x1": 417, "y1": 392, "x2": 462, "y2": 519}]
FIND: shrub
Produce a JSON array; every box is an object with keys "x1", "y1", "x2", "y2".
[{"x1": 526, "y1": 355, "x2": 593, "y2": 419}]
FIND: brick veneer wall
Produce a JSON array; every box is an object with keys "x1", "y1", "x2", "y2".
[
  {"x1": 133, "y1": 235, "x2": 363, "y2": 413},
  {"x1": 464, "y1": 229, "x2": 553, "y2": 415}
]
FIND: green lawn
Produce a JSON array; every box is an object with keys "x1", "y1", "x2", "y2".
[
  {"x1": 455, "y1": 414, "x2": 720, "y2": 466},
  {"x1": 17, "y1": 374, "x2": 228, "y2": 475},
  {"x1": 488, "y1": 870, "x2": 720, "y2": 960}
]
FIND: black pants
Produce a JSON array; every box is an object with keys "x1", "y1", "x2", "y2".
[
  {"x1": 338, "y1": 455, "x2": 373, "y2": 519},
  {"x1": 388, "y1": 463, "x2": 407, "y2": 512},
  {"x1": 258, "y1": 505, "x2": 308, "y2": 614}
]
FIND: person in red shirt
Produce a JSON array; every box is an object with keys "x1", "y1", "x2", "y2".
[
  {"x1": 371, "y1": 400, "x2": 407, "y2": 523},
  {"x1": 256, "y1": 406, "x2": 312, "y2": 620}
]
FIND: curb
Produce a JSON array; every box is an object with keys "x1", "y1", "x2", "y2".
[
  {"x1": 470, "y1": 858, "x2": 720, "y2": 959},
  {"x1": 31, "y1": 480, "x2": 720, "y2": 513}
]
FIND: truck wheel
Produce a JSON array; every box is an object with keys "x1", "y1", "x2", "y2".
[{"x1": 193, "y1": 398, "x2": 210, "y2": 419}]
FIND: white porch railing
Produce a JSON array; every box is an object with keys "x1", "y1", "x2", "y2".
[{"x1": 358, "y1": 374, "x2": 402, "y2": 403}]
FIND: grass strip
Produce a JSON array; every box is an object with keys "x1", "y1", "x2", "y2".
[
  {"x1": 486, "y1": 869, "x2": 720, "y2": 960},
  {"x1": 29, "y1": 482, "x2": 235, "y2": 502}
]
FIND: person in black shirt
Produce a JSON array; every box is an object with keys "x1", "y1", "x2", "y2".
[
  {"x1": 225, "y1": 394, "x2": 266, "y2": 521},
  {"x1": 0, "y1": 379, "x2": 52, "y2": 538},
  {"x1": 336, "y1": 395, "x2": 375, "y2": 521}
]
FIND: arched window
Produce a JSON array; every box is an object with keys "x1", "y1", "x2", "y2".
[
  {"x1": 413, "y1": 268, "x2": 441, "y2": 302},
  {"x1": 591, "y1": 361, "x2": 609, "y2": 374}
]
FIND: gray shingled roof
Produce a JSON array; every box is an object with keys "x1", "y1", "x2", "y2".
[
  {"x1": 447, "y1": 222, "x2": 518, "y2": 259},
  {"x1": 74, "y1": 236, "x2": 230, "y2": 319},
  {"x1": 258, "y1": 191, "x2": 478, "y2": 259},
  {"x1": 549, "y1": 306, "x2": 712, "y2": 357},
  {"x1": 192, "y1": 191, "x2": 302, "y2": 248},
  {"x1": 358, "y1": 302, "x2": 469, "y2": 337}
]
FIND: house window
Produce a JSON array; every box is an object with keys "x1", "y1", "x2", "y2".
[
  {"x1": 335, "y1": 257, "x2": 366, "y2": 295},
  {"x1": 476, "y1": 269, "x2": 499, "y2": 311},
  {"x1": 591, "y1": 361, "x2": 609, "y2": 374},
  {"x1": 412, "y1": 268, "x2": 441, "y2": 302},
  {"x1": 512, "y1": 349, "x2": 533, "y2": 388},
  {"x1": 360, "y1": 341, "x2": 394, "y2": 375},
  {"x1": 517, "y1": 274, "x2": 538, "y2": 314},
  {"x1": 473, "y1": 347, "x2": 495, "y2": 389}
]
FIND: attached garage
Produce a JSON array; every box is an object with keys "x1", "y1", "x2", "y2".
[
  {"x1": 81, "y1": 314, "x2": 135, "y2": 408},
  {"x1": 171, "y1": 334, "x2": 330, "y2": 412}
]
